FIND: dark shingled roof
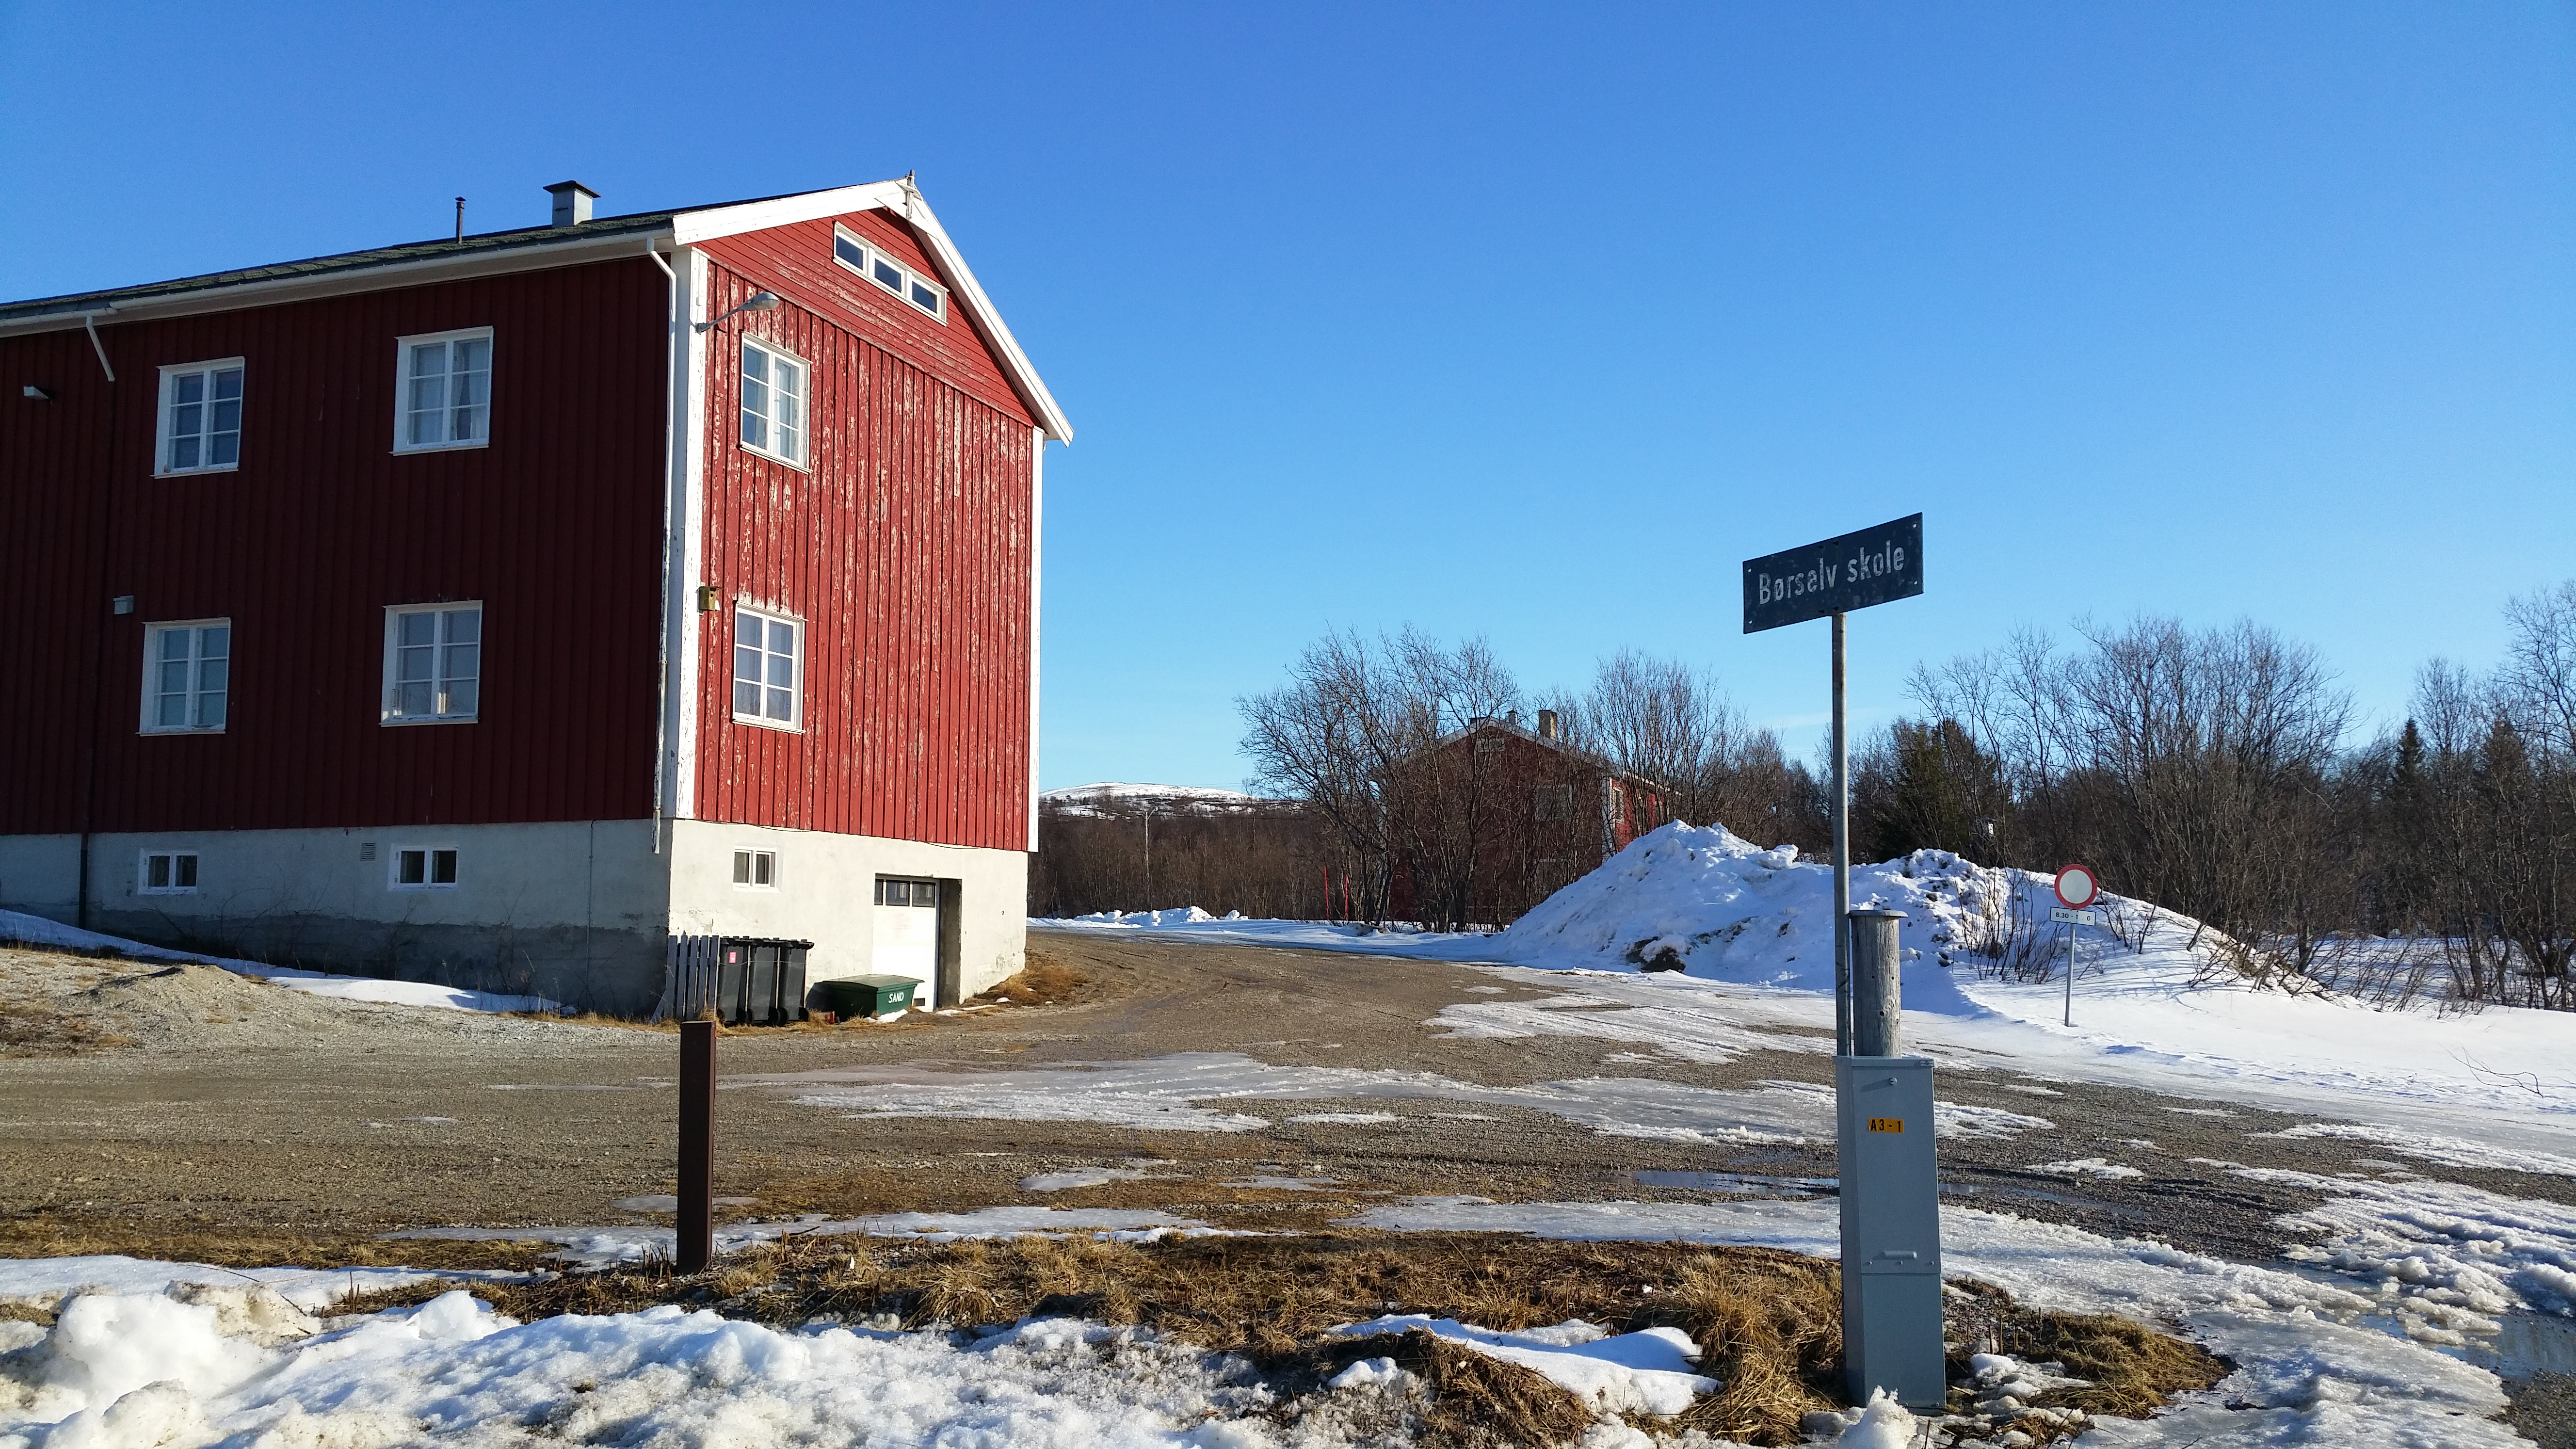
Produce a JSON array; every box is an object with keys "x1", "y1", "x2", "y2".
[{"x1": 0, "y1": 207, "x2": 702, "y2": 324}]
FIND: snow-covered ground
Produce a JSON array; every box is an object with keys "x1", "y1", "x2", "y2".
[{"x1": 0, "y1": 908, "x2": 562, "y2": 1015}]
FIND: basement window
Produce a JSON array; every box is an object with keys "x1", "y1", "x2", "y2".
[
  {"x1": 157, "y1": 360, "x2": 245, "y2": 474},
  {"x1": 831, "y1": 225, "x2": 947, "y2": 321},
  {"x1": 733, "y1": 849, "x2": 777, "y2": 889},
  {"x1": 391, "y1": 846, "x2": 459, "y2": 889},
  {"x1": 139, "y1": 851, "x2": 199, "y2": 895}
]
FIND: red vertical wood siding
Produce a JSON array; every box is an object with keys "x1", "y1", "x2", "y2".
[
  {"x1": 0, "y1": 258, "x2": 666, "y2": 834},
  {"x1": 693, "y1": 216, "x2": 1034, "y2": 853}
]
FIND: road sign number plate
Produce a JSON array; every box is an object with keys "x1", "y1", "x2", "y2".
[
  {"x1": 2050, "y1": 906, "x2": 2104, "y2": 925},
  {"x1": 1867, "y1": 1117, "x2": 1904, "y2": 1133}
]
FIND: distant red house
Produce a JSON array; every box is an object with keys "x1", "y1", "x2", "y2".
[
  {"x1": 1387, "y1": 711, "x2": 1667, "y2": 926},
  {"x1": 0, "y1": 178, "x2": 1069, "y2": 1013}
]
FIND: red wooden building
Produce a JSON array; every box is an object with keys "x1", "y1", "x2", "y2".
[
  {"x1": 0, "y1": 179, "x2": 1069, "y2": 1013},
  {"x1": 1386, "y1": 711, "x2": 1668, "y2": 927}
]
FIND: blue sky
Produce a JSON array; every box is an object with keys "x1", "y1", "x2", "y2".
[{"x1": 5, "y1": 2, "x2": 2569, "y2": 791}]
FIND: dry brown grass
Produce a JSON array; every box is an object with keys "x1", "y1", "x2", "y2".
[
  {"x1": 1947, "y1": 1279, "x2": 2229, "y2": 1423},
  {"x1": 0, "y1": 1219, "x2": 552, "y2": 1276},
  {"x1": 971, "y1": 952, "x2": 1090, "y2": 1008},
  {"x1": 0, "y1": 1001, "x2": 135, "y2": 1056},
  {"x1": 1652, "y1": 1249, "x2": 1846, "y2": 1443},
  {"x1": 384, "y1": 1230, "x2": 2218, "y2": 1448}
]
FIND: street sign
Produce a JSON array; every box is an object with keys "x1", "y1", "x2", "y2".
[
  {"x1": 2050, "y1": 906, "x2": 2103, "y2": 926},
  {"x1": 2054, "y1": 864, "x2": 2098, "y2": 909},
  {"x1": 1741, "y1": 513, "x2": 1924, "y2": 634}
]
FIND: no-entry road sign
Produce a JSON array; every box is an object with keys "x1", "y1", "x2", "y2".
[
  {"x1": 1741, "y1": 513, "x2": 1924, "y2": 634},
  {"x1": 2055, "y1": 864, "x2": 2099, "y2": 909}
]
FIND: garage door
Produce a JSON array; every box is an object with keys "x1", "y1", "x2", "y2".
[{"x1": 873, "y1": 877, "x2": 940, "y2": 1004}]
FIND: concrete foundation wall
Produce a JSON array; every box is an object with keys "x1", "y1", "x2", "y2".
[
  {"x1": 666, "y1": 820, "x2": 1027, "y2": 1006},
  {"x1": 16, "y1": 821, "x2": 672, "y2": 1014},
  {"x1": 0, "y1": 835, "x2": 81, "y2": 924}
]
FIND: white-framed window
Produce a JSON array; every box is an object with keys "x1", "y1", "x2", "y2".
[
  {"x1": 390, "y1": 845, "x2": 459, "y2": 889},
  {"x1": 739, "y1": 338, "x2": 806, "y2": 466},
  {"x1": 141, "y1": 620, "x2": 230, "y2": 733},
  {"x1": 157, "y1": 359, "x2": 245, "y2": 474},
  {"x1": 382, "y1": 603, "x2": 482, "y2": 724},
  {"x1": 733, "y1": 849, "x2": 777, "y2": 889},
  {"x1": 874, "y1": 877, "x2": 939, "y2": 907},
  {"x1": 394, "y1": 327, "x2": 493, "y2": 452},
  {"x1": 139, "y1": 850, "x2": 199, "y2": 895},
  {"x1": 831, "y1": 225, "x2": 948, "y2": 321},
  {"x1": 731, "y1": 605, "x2": 801, "y2": 728}
]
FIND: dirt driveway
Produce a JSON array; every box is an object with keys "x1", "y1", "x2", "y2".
[{"x1": 9, "y1": 925, "x2": 2566, "y2": 1274}]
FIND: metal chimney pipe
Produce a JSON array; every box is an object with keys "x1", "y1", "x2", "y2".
[
  {"x1": 546, "y1": 180, "x2": 599, "y2": 228},
  {"x1": 1848, "y1": 907, "x2": 1905, "y2": 1056}
]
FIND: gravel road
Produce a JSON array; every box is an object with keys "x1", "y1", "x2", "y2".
[{"x1": 7, "y1": 928, "x2": 2564, "y2": 1271}]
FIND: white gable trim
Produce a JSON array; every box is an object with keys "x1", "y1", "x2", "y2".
[
  {"x1": 667, "y1": 182, "x2": 914, "y2": 247},
  {"x1": 672, "y1": 180, "x2": 1073, "y2": 444}
]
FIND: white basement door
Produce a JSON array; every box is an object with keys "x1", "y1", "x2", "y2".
[{"x1": 872, "y1": 877, "x2": 939, "y2": 1006}]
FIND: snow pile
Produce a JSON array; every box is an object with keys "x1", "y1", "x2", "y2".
[
  {"x1": 1487, "y1": 823, "x2": 2001, "y2": 1009},
  {"x1": 0, "y1": 909, "x2": 561, "y2": 1015},
  {"x1": 1327, "y1": 1314, "x2": 1713, "y2": 1417},
  {"x1": 1066, "y1": 906, "x2": 1222, "y2": 929},
  {"x1": 0, "y1": 1289, "x2": 1281, "y2": 1449}
]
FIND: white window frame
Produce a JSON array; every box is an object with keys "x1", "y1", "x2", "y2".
[
  {"x1": 138, "y1": 850, "x2": 200, "y2": 895},
  {"x1": 389, "y1": 845, "x2": 460, "y2": 890},
  {"x1": 140, "y1": 619, "x2": 232, "y2": 734},
  {"x1": 392, "y1": 327, "x2": 494, "y2": 454},
  {"x1": 832, "y1": 225, "x2": 949, "y2": 322},
  {"x1": 732, "y1": 848, "x2": 778, "y2": 890},
  {"x1": 738, "y1": 337, "x2": 809, "y2": 468},
  {"x1": 873, "y1": 877, "x2": 939, "y2": 907},
  {"x1": 156, "y1": 358, "x2": 246, "y2": 475},
  {"x1": 381, "y1": 602, "x2": 484, "y2": 725},
  {"x1": 731, "y1": 604, "x2": 803, "y2": 730}
]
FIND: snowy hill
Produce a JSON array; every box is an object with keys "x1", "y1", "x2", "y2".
[{"x1": 1038, "y1": 782, "x2": 1267, "y2": 817}]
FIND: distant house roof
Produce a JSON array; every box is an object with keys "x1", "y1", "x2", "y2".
[
  {"x1": 1428, "y1": 717, "x2": 1673, "y2": 795},
  {"x1": 0, "y1": 179, "x2": 1071, "y2": 442}
]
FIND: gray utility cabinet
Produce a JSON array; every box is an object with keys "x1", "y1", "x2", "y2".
[{"x1": 1835, "y1": 1054, "x2": 1946, "y2": 1407}]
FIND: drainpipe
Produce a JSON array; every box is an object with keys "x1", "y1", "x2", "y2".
[
  {"x1": 644, "y1": 239, "x2": 679, "y2": 854},
  {"x1": 75, "y1": 309, "x2": 120, "y2": 928}
]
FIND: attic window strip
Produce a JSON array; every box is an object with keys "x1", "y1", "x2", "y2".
[{"x1": 831, "y1": 225, "x2": 946, "y2": 322}]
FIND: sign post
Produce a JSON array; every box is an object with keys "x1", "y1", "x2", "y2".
[
  {"x1": 1742, "y1": 512, "x2": 1924, "y2": 1054},
  {"x1": 1745, "y1": 513, "x2": 1929, "y2": 1408},
  {"x1": 2051, "y1": 865, "x2": 2101, "y2": 1028}
]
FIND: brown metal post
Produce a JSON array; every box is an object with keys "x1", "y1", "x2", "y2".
[{"x1": 677, "y1": 1019, "x2": 714, "y2": 1272}]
